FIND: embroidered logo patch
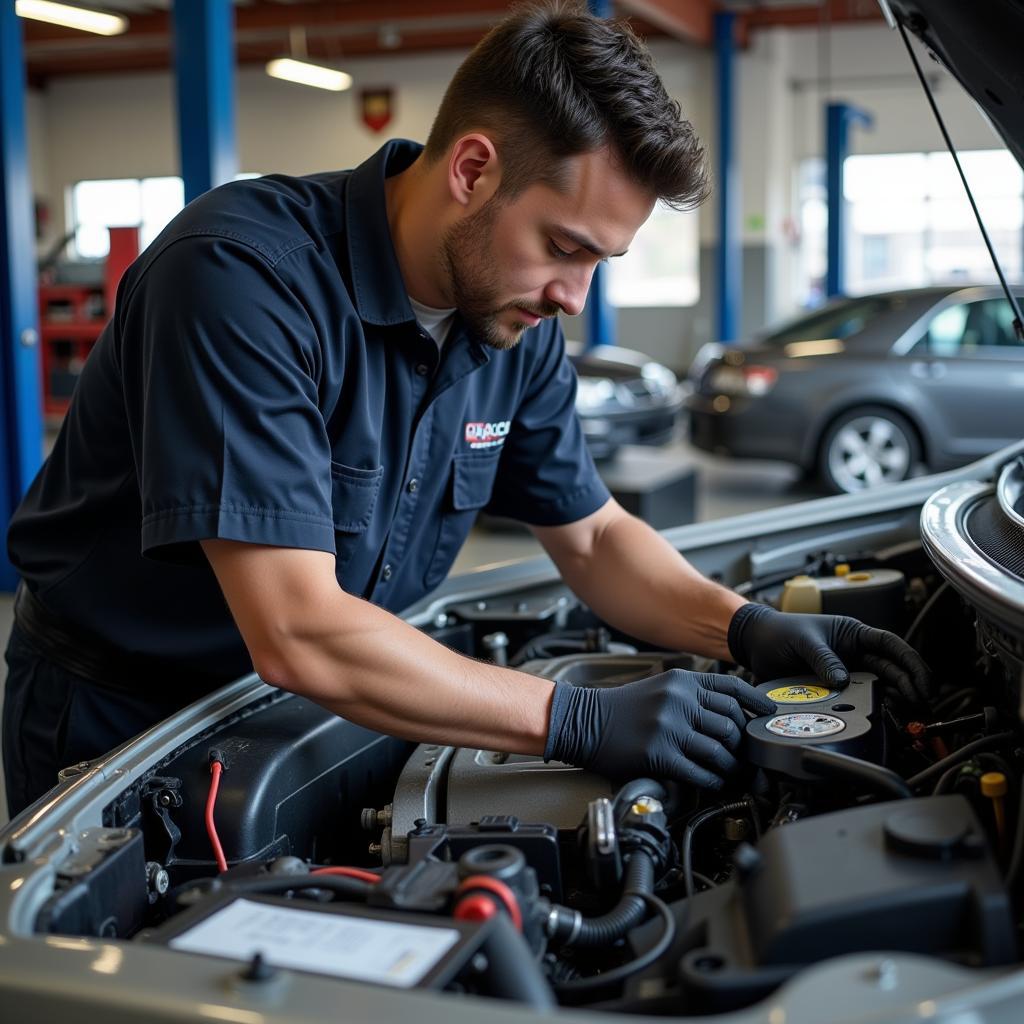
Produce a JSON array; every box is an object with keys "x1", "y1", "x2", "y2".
[{"x1": 464, "y1": 420, "x2": 511, "y2": 449}]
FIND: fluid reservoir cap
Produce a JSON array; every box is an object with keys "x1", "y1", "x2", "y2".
[
  {"x1": 847, "y1": 572, "x2": 873, "y2": 582},
  {"x1": 766, "y1": 713, "x2": 846, "y2": 739},
  {"x1": 835, "y1": 563, "x2": 851, "y2": 577},
  {"x1": 884, "y1": 807, "x2": 984, "y2": 861},
  {"x1": 780, "y1": 575, "x2": 822, "y2": 615},
  {"x1": 766, "y1": 683, "x2": 834, "y2": 704}
]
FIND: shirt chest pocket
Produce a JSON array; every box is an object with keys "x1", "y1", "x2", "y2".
[
  {"x1": 423, "y1": 450, "x2": 502, "y2": 589},
  {"x1": 330, "y1": 461, "x2": 383, "y2": 573}
]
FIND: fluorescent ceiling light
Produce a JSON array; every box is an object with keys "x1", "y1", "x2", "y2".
[
  {"x1": 16, "y1": 0, "x2": 127, "y2": 35},
  {"x1": 266, "y1": 58, "x2": 353, "y2": 92}
]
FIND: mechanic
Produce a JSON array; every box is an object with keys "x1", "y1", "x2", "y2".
[{"x1": 3, "y1": 2, "x2": 930, "y2": 817}]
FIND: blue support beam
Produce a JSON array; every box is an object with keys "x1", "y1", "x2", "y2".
[
  {"x1": 714, "y1": 11, "x2": 740, "y2": 344},
  {"x1": 172, "y1": 0, "x2": 238, "y2": 204},
  {"x1": 584, "y1": 0, "x2": 614, "y2": 349},
  {"x1": 825, "y1": 102, "x2": 873, "y2": 298},
  {"x1": 584, "y1": 261, "x2": 615, "y2": 350},
  {"x1": 0, "y1": 4, "x2": 42, "y2": 592}
]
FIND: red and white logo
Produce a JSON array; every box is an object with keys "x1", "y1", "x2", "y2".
[{"x1": 464, "y1": 420, "x2": 511, "y2": 449}]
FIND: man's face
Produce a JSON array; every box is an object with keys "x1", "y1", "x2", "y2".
[{"x1": 441, "y1": 147, "x2": 656, "y2": 351}]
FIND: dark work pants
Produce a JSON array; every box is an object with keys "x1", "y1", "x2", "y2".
[{"x1": 3, "y1": 623, "x2": 181, "y2": 819}]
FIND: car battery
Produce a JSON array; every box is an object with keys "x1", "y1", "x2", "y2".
[
  {"x1": 142, "y1": 891, "x2": 492, "y2": 991},
  {"x1": 745, "y1": 673, "x2": 882, "y2": 780}
]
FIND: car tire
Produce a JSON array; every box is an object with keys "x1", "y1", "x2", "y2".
[{"x1": 818, "y1": 406, "x2": 921, "y2": 494}]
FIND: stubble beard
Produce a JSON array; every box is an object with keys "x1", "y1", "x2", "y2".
[{"x1": 441, "y1": 200, "x2": 557, "y2": 352}]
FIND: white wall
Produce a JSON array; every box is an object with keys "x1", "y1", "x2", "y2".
[
  {"x1": 784, "y1": 23, "x2": 1001, "y2": 160},
  {"x1": 25, "y1": 88, "x2": 48, "y2": 247},
  {"x1": 35, "y1": 50, "x2": 468, "y2": 242}
]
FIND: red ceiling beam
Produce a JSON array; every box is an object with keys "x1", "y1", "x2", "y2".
[
  {"x1": 615, "y1": 0, "x2": 713, "y2": 46},
  {"x1": 21, "y1": 1, "x2": 514, "y2": 44},
  {"x1": 21, "y1": 1, "x2": 673, "y2": 82},
  {"x1": 25, "y1": 27, "x2": 497, "y2": 84},
  {"x1": 741, "y1": 0, "x2": 883, "y2": 32},
  {"x1": 236, "y1": 0, "x2": 512, "y2": 29}
]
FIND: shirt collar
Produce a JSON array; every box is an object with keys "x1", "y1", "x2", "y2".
[
  {"x1": 344, "y1": 138, "x2": 424, "y2": 327},
  {"x1": 343, "y1": 139, "x2": 492, "y2": 372}
]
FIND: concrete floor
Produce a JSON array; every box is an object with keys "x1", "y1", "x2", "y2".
[{"x1": 0, "y1": 440, "x2": 821, "y2": 826}]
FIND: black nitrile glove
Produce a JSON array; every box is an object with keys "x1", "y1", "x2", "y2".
[
  {"x1": 728, "y1": 602, "x2": 933, "y2": 704},
  {"x1": 544, "y1": 669, "x2": 777, "y2": 790}
]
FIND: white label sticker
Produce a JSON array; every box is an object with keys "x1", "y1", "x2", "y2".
[
  {"x1": 169, "y1": 898, "x2": 460, "y2": 988},
  {"x1": 765, "y1": 713, "x2": 846, "y2": 739}
]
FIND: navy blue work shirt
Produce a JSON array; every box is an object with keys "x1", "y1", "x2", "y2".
[{"x1": 7, "y1": 140, "x2": 610, "y2": 684}]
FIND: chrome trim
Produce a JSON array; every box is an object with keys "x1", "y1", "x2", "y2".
[
  {"x1": 997, "y1": 456, "x2": 1024, "y2": 531},
  {"x1": 590, "y1": 797, "x2": 616, "y2": 856},
  {"x1": 921, "y1": 481, "x2": 1024, "y2": 616}
]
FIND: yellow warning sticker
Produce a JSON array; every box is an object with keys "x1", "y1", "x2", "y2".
[{"x1": 766, "y1": 684, "x2": 833, "y2": 704}]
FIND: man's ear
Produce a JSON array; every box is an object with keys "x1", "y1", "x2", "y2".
[{"x1": 447, "y1": 133, "x2": 500, "y2": 209}]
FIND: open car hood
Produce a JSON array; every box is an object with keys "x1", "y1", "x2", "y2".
[{"x1": 886, "y1": 0, "x2": 1024, "y2": 169}]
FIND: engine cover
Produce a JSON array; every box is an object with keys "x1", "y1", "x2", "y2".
[{"x1": 630, "y1": 795, "x2": 1016, "y2": 1014}]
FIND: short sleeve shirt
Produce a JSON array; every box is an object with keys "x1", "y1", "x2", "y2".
[{"x1": 7, "y1": 140, "x2": 610, "y2": 684}]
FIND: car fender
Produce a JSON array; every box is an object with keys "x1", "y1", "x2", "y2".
[{"x1": 798, "y1": 380, "x2": 938, "y2": 470}]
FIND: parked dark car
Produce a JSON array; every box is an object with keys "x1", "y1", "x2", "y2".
[
  {"x1": 686, "y1": 286, "x2": 1024, "y2": 492},
  {"x1": 569, "y1": 342, "x2": 685, "y2": 460}
]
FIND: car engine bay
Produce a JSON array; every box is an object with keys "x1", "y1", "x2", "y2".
[{"x1": 13, "y1": 454, "x2": 1024, "y2": 1017}]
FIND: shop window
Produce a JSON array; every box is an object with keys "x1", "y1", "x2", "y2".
[
  {"x1": 69, "y1": 174, "x2": 262, "y2": 259},
  {"x1": 795, "y1": 149, "x2": 1023, "y2": 305},
  {"x1": 607, "y1": 201, "x2": 699, "y2": 308}
]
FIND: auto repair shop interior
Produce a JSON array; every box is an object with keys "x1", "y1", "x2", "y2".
[{"x1": 3, "y1": 2, "x2": 1024, "y2": 1023}]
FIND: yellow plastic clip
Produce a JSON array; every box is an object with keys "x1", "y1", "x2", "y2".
[{"x1": 981, "y1": 772, "x2": 1007, "y2": 846}]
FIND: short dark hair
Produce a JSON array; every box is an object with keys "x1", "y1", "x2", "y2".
[{"x1": 424, "y1": 1, "x2": 709, "y2": 210}]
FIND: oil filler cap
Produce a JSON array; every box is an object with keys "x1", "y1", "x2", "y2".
[{"x1": 883, "y1": 806, "x2": 985, "y2": 861}]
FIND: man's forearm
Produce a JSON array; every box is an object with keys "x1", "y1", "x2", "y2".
[
  {"x1": 255, "y1": 588, "x2": 556, "y2": 754},
  {"x1": 549, "y1": 509, "x2": 745, "y2": 660}
]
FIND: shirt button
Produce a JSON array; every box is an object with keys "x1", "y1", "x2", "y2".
[
  {"x1": 407, "y1": 478, "x2": 419, "y2": 494},
  {"x1": 415, "y1": 363, "x2": 429, "y2": 376},
  {"x1": 382, "y1": 564, "x2": 393, "y2": 581}
]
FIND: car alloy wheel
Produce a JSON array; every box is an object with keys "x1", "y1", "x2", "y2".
[{"x1": 821, "y1": 407, "x2": 920, "y2": 494}]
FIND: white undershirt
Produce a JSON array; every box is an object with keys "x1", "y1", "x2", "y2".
[{"x1": 409, "y1": 297, "x2": 457, "y2": 351}]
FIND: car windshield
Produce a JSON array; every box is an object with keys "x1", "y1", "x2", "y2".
[{"x1": 757, "y1": 295, "x2": 904, "y2": 347}]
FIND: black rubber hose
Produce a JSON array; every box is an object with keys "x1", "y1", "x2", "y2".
[
  {"x1": 681, "y1": 800, "x2": 752, "y2": 898},
  {"x1": 801, "y1": 747, "x2": 913, "y2": 800},
  {"x1": 220, "y1": 875, "x2": 372, "y2": 900},
  {"x1": 553, "y1": 892, "x2": 676, "y2": 1000},
  {"x1": 933, "y1": 762, "x2": 968, "y2": 795},
  {"x1": 1005, "y1": 775, "x2": 1024, "y2": 889},
  {"x1": 907, "y1": 732, "x2": 1016, "y2": 791},
  {"x1": 933, "y1": 751, "x2": 1013, "y2": 796},
  {"x1": 479, "y1": 914, "x2": 556, "y2": 1009},
  {"x1": 569, "y1": 851, "x2": 655, "y2": 948}
]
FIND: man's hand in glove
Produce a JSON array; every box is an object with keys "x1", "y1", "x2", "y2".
[
  {"x1": 545, "y1": 669, "x2": 776, "y2": 790},
  {"x1": 728, "y1": 603, "x2": 932, "y2": 704}
]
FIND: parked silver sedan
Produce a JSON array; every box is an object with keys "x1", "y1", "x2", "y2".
[{"x1": 686, "y1": 286, "x2": 1024, "y2": 492}]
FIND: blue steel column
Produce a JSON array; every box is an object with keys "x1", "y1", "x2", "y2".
[
  {"x1": 172, "y1": 0, "x2": 238, "y2": 204},
  {"x1": 0, "y1": 5, "x2": 42, "y2": 592},
  {"x1": 584, "y1": 0, "x2": 614, "y2": 349},
  {"x1": 715, "y1": 12, "x2": 740, "y2": 344},
  {"x1": 825, "y1": 102, "x2": 872, "y2": 298}
]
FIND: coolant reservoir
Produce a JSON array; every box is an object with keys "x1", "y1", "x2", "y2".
[{"x1": 780, "y1": 568, "x2": 905, "y2": 631}]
